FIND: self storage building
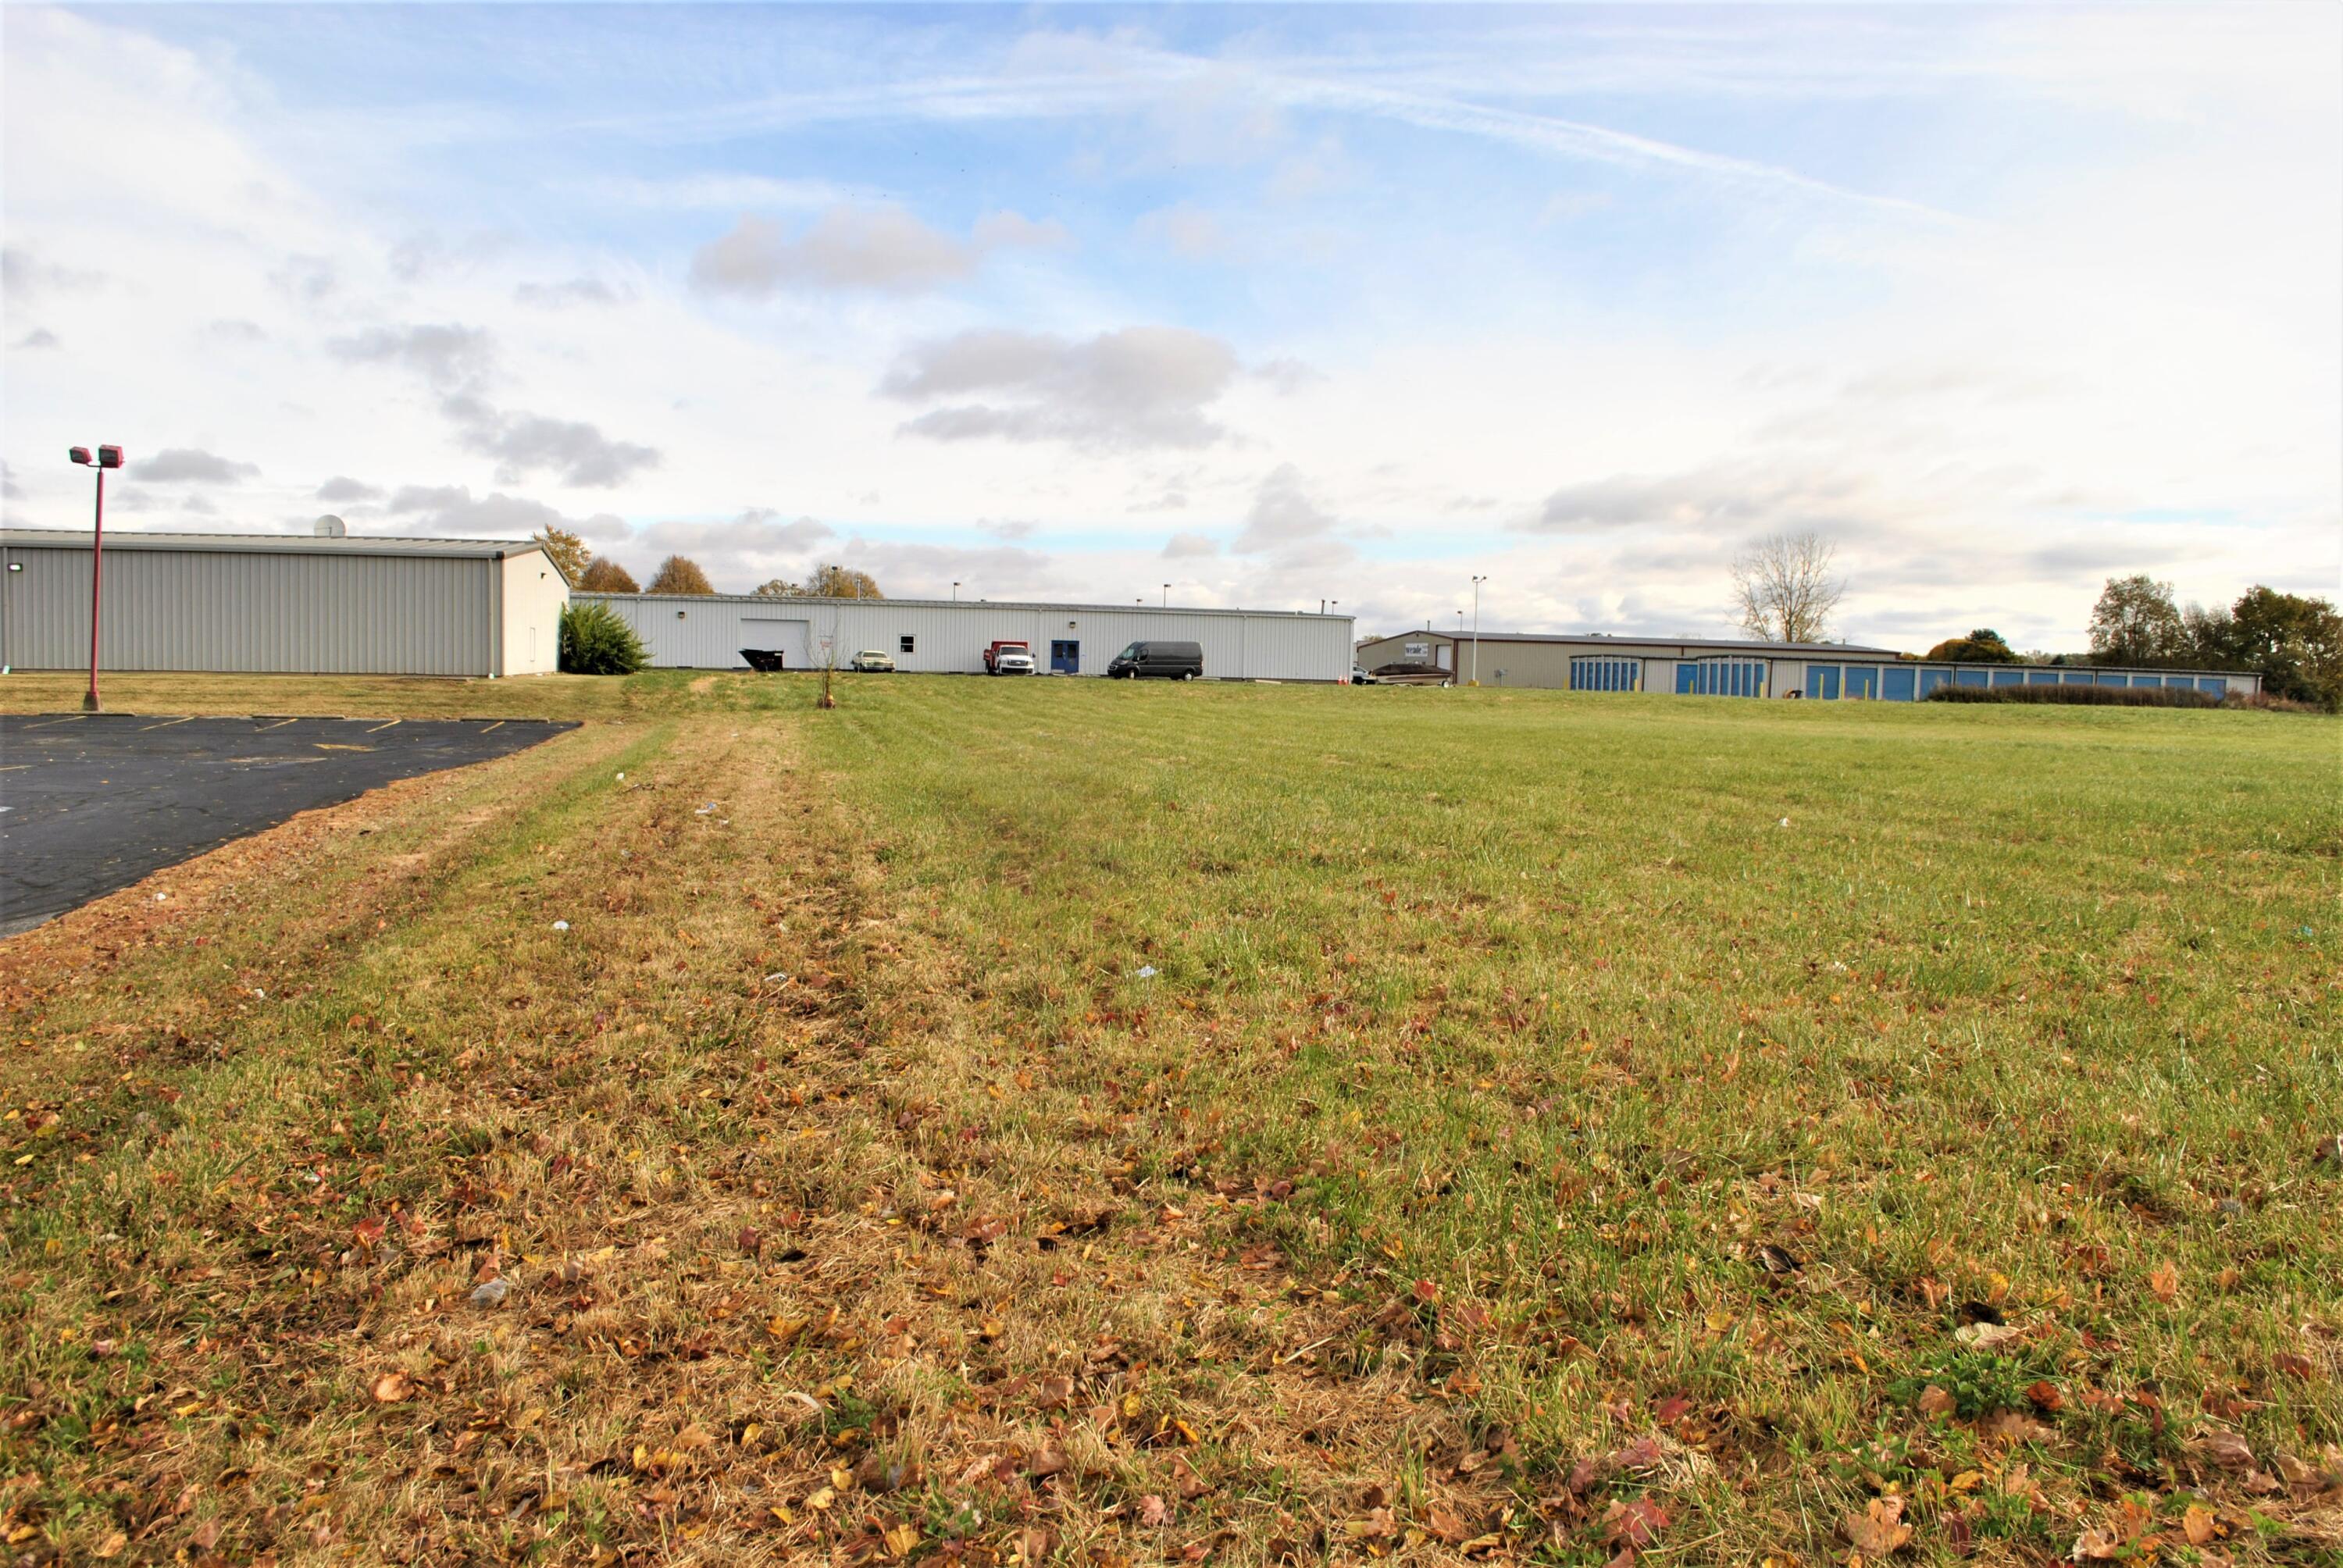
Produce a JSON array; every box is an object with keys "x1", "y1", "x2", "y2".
[
  {"x1": 0, "y1": 527, "x2": 570, "y2": 678},
  {"x1": 1352, "y1": 629, "x2": 2260, "y2": 700},
  {"x1": 580, "y1": 591, "x2": 1355, "y2": 682}
]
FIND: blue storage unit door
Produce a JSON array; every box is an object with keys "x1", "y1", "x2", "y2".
[
  {"x1": 1810, "y1": 665, "x2": 1841, "y2": 700},
  {"x1": 2027, "y1": 669, "x2": 2059, "y2": 685},
  {"x1": 2196, "y1": 677, "x2": 2227, "y2": 695},
  {"x1": 1882, "y1": 666, "x2": 1917, "y2": 701},
  {"x1": 1991, "y1": 668, "x2": 2024, "y2": 687},
  {"x1": 1918, "y1": 668, "x2": 1950, "y2": 697},
  {"x1": 2096, "y1": 672, "x2": 2126, "y2": 686},
  {"x1": 1844, "y1": 666, "x2": 1878, "y2": 699},
  {"x1": 1956, "y1": 669, "x2": 1989, "y2": 688},
  {"x1": 2063, "y1": 670, "x2": 2095, "y2": 685},
  {"x1": 1571, "y1": 657, "x2": 1639, "y2": 692},
  {"x1": 1681, "y1": 658, "x2": 1766, "y2": 697},
  {"x1": 1050, "y1": 639, "x2": 1079, "y2": 673}
]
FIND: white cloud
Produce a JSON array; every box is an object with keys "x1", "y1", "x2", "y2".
[
  {"x1": 882, "y1": 327, "x2": 1240, "y2": 450},
  {"x1": 1233, "y1": 464, "x2": 1341, "y2": 555},
  {"x1": 1161, "y1": 531, "x2": 1218, "y2": 558},
  {"x1": 329, "y1": 323, "x2": 495, "y2": 392},
  {"x1": 515, "y1": 277, "x2": 630, "y2": 309},
  {"x1": 377, "y1": 483, "x2": 629, "y2": 543},
  {"x1": 691, "y1": 203, "x2": 1063, "y2": 298},
  {"x1": 441, "y1": 398, "x2": 662, "y2": 489},
  {"x1": 138, "y1": 448, "x2": 262, "y2": 484}
]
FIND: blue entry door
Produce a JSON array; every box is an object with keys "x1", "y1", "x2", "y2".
[{"x1": 1050, "y1": 639, "x2": 1079, "y2": 673}]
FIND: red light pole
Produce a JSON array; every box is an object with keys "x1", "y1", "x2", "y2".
[{"x1": 68, "y1": 444, "x2": 123, "y2": 712}]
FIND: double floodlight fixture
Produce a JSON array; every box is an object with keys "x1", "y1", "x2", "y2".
[{"x1": 69, "y1": 443, "x2": 126, "y2": 711}]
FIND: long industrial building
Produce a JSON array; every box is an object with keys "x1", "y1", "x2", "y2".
[
  {"x1": 0, "y1": 528, "x2": 569, "y2": 677},
  {"x1": 1353, "y1": 629, "x2": 2261, "y2": 699},
  {"x1": 580, "y1": 591, "x2": 1355, "y2": 681}
]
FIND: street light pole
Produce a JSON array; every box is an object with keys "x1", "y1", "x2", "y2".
[
  {"x1": 1162, "y1": 583, "x2": 1169, "y2": 608},
  {"x1": 69, "y1": 444, "x2": 123, "y2": 712},
  {"x1": 1471, "y1": 574, "x2": 1487, "y2": 686},
  {"x1": 951, "y1": 581, "x2": 960, "y2": 602}
]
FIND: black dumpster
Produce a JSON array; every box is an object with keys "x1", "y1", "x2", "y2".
[{"x1": 740, "y1": 649, "x2": 787, "y2": 672}]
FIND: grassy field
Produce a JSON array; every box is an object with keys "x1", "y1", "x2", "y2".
[{"x1": 1, "y1": 671, "x2": 2336, "y2": 1566}]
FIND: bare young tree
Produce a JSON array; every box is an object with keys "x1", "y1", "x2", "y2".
[{"x1": 1731, "y1": 530, "x2": 1845, "y2": 644}]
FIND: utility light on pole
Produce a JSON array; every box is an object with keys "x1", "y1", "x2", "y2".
[
  {"x1": 68, "y1": 444, "x2": 123, "y2": 713},
  {"x1": 1470, "y1": 574, "x2": 1488, "y2": 686},
  {"x1": 951, "y1": 581, "x2": 960, "y2": 602},
  {"x1": 1162, "y1": 583, "x2": 1169, "y2": 608}
]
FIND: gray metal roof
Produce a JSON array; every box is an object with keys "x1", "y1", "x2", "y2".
[
  {"x1": 1370, "y1": 629, "x2": 1904, "y2": 655},
  {"x1": 580, "y1": 590, "x2": 1351, "y2": 622},
  {"x1": 1, "y1": 527, "x2": 545, "y2": 561}
]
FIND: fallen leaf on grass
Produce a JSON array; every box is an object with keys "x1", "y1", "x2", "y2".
[
  {"x1": 92, "y1": 1531, "x2": 128, "y2": 1559},
  {"x1": 1840, "y1": 1495, "x2": 1912, "y2": 1556},
  {"x1": 1603, "y1": 1497, "x2": 1669, "y2": 1550},
  {"x1": 1917, "y1": 1385, "x2": 1958, "y2": 1420},
  {"x1": 1955, "y1": 1321, "x2": 2025, "y2": 1351},
  {"x1": 2148, "y1": 1259, "x2": 2181, "y2": 1303},
  {"x1": 1983, "y1": 1410, "x2": 2057, "y2": 1445},
  {"x1": 2194, "y1": 1427, "x2": 2256, "y2": 1473},
  {"x1": 370, "y1": 1370, "x2": 413, "y2": 1404},
  {"x1": 1137, "y1": 1495, "x2": 1170, "y2": 1527},
  {"x1": 2182, "y1": 1504, "x2": 2220, "y2": 1545}
]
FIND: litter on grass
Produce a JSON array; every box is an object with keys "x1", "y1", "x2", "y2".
[
  {"x1": 552, "y1": 920, "x2": 570, "y2": 932},
  {"x1": 1135, "y1": 965, "x2": 1158, "y2": 979}
]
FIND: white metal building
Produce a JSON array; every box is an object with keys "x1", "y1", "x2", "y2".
[
  {"x1": 1353, "y1": 629, "x2": 2262, "y2": 700},
  {"x1": 0, "y1": 529, "x2": 570, "y2": 678},
  {"x1": 580, "y1": 591, "x2": 1355, "y2": 681}
]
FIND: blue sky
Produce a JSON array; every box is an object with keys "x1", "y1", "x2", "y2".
[{"x1": 5, "y1": 4, "x2": 2337, "y2": 647}]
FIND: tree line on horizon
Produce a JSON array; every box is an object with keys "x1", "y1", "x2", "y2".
[
  {"x1": 1919, "y1": 576, "x2": 2341, "y2": 708},
  {"x1": 531, "y1": 527, "x2": 883, "y2": 601},
  {"x1": 1735, "y1": 533, "x2": 2335, "y2": 709}
]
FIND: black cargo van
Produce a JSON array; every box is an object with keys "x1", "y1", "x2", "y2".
[{"x1": 1107, "y1": 640, "x2": 1204, "y2": 680}]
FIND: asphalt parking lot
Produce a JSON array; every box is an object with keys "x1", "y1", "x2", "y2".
[{"x1": 0, "y1": 713, "x2": 577, "y2": 934}]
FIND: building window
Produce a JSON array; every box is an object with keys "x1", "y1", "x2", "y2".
[{"x1": 899, "y1": 634, "x2": 915, "y2": 654}]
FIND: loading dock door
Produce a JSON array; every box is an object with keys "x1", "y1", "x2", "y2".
[
  {"x1": 1050, "y1": 640, "x2": 1079, "y2": 674},
  {"x1": 740, "y1": 618, "x2": 811, "y2": 670}
]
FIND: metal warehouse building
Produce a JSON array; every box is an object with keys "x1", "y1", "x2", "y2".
[
  {"x1": 581, "y1": 591, "x2": 1356, "y2": 682},
  {"x1": 0, "y1": 528, "x2": 570, "y2": 678},
  {"x1": 1354, "y1": 629, "x2": 2261, "y2": 700}
]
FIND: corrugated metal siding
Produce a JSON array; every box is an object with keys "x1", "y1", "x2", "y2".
[
  {"x1": 578, "y1": 595, "x2": 1354, "y2": 681},
  {"x1": 0, "y1": 543, "x2": 496, "y2": 675}
]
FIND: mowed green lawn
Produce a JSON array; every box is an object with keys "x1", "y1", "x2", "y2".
[{"x1": 2, "y1": 672, "x2": 2335, "y2": 1566}]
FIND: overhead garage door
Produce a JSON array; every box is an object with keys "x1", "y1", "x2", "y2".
[{"x1": 741, "y1": 618, "x2": 811, "y2": 669}]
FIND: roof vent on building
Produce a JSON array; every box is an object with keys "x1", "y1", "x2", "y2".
[{"x1": 313, "y1": 515, "x2": 347, "y2": 537}]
